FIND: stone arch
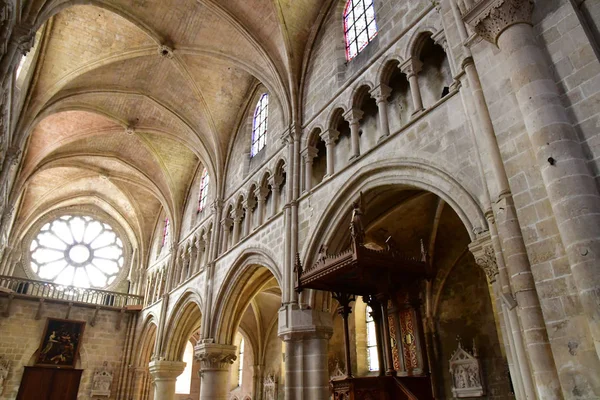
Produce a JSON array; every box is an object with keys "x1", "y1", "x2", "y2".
[
  {"x1": 326, "y1": 106, "x2": 347, "y2": 130},
  {"x1": 135, "y1": 314, "x2": 158, "y2": 367},
  {"x1": 349, "y1": 81, "x2": 374, "y2": 110},
  {"x1": 211, "y1": 248, "x2": 282, "y2": 344},
  {"x1": 377, "y1": 55, "x2": 404, "y2": 86},
  {"x1": 162, "y1": 289, "x2": 204, "y2": 361},
  {"x1": 405, "y1": 27, "x2": 439, "y2": 60},
  {"x1": 302, "y1": 158, "x2": 486, "y2": 272}
]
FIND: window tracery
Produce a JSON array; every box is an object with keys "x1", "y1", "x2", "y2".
[
  {"x1": 29, "y1": 215, "x2": 124, "y2": 289},
  {"x1": 198, "y1": 168, "x2": 210, "y2": 213},
  {"x1": 343, "y1": 0, "x2": 378, "y2": 61},
  {"x1": 251, "y1": 94, "x2": 269, "y2": 157}
]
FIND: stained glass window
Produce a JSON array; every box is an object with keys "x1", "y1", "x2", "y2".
[
  {"x1": 366, "y1": 306, "x2": 379, "y2": 371},
  {"x1": 238, "y1": 338, "x2": 245, "y2": 386},
  {"x1": 251, "y1": 94, "x2": 269, "y2": 157},
  {"x1": 29, "y1": 215, "x2": 124, "y2": 289},
  {"x1": 344, "y1": 0, "x2": 378, "y2": 61},
  {"x1": 198, "y1": 168, "x2": 210, "y2": 213}
]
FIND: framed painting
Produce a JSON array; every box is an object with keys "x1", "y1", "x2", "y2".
[{"x1": 35, "y1": 318, "x2": 86, "y2": 368}]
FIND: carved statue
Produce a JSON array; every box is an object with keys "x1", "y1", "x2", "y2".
[
  {"x1": 349, "y1": 193, "x2": 365, "y2": 244},
  {"x1": 263, "y1": 374, "x2": 278, "y2": 400},
  {"x1": 91, "y1": 361, "x2": 113, "y2": 397},
  {"x1": 0, "y1": 356, "x2": 9, "y2": 395},
  {"x1": 449, "y1": 338, "x2": 484, "y2": 397}
]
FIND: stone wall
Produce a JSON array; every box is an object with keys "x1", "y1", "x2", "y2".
[{"x1": 0, "y1": 298, "x2": 132, "y2": 399}]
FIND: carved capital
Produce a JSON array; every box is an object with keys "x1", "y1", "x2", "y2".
[
  {"x1": 243, "y1": 196, "x2": 256, "y2": 211},
  {"x1": 148, "y1": 360, "x2": 186, "y2": 380},
  {"x1": 400, "y1": 57, "x2": 423, "y2": 77},
  {"x1": 319, "y1": 129, "x2": 340, "y2": 146},
  {"x1": 255, "y1": 186, "x2": 270, "y2": 202},
  {"x1": 463, "y1": 0, "x2": 534, "y2": 44},
  {"x1": 231, "y1": 207, "x2": 244, "y2": 222},
  {"x1": 343, "y1": 108, "x2": 364, "y2": 125},
  {"x1": 370, "y1": 84, "x2": 392, "y2": 103},
  {"x1": 301, "y1": 145, "x2": 319, "y2": 163},
  {"x1": 268, "y1": 173, "x2": 284, "y2": 190},
  {"x1": 468, "y1": 233, "x2": 499, "y2": 282},
  {"x1": 194, "y1": 341, "x2": 237, "y2": 371},
  {"x1": 221, "y1": 217, "x2": 233, "y2": 229}
]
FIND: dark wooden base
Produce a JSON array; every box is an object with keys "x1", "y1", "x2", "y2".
[
  {"x1": 17, "y1": 366, "x2": 83, "y2": 400},
  {"x1": 331, "y1": 375, "x2": 434, "y2": 400}
]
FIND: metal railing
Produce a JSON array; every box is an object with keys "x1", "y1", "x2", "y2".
[{"x1": 0, "y1": 275, "x2": 143, "y2": 308}]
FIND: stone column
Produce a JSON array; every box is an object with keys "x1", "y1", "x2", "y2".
[
  {"x1": 254, "y1": 186, "x2": 269, "y2": 227},
  {"x1": 400, "y1": 58, "x2": 425, "y2": 115},
  {"x1": 466, "y1": 0, "x2": 600, "y2": 372},
  {"x1": 231, "y1": 208, "x2": 243, "y2": 245},
  {"x1": 194, "y1": 341, "x2": 237, "y2": 400},
  {"x1": 148, "y1": 360, "x2": 186, "y2": 400},
  {"x1": 268, "y1": 174, "x2": 284, "y2": 217},
  {"x1": 278, "y1": 306, "x2": 333, "y2": 400},
  {"x1": 302, "y1": 146, "x2": 318, "y2": 192},
  {"x1": 188, "y1": 242, "x2": 197, "y2": 277},
  {"x1": 196, "y1": 236, "x2": 206, "y2": 273},
  {"x1": 343, "y1": 109, "x2": 363, "y2": 159},
  {"x1": 319, "y1": 129, "x2": 339, "y2": 177},
  {"x1": 370, "y1": 84, "x2": 392, "y2": 139},
  {"x1": 179, "y1": 250, "x2": 188, "y2": 284},
  {"x1": 220, "y1": 217, "x2": 232, "y2": 253},
  {"x1": 470, "y1": 233, "x2": 530, "y2": 400},
  {"x1": 242, "y1": 197, "x2": 256, "y2": 237}
]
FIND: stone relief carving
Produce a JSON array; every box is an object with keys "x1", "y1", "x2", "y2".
[
  {"x1": 263, "y1": 374, "x2": 278, "y2": 400},
  {"x1": 0, "y1": 356, "x2": 9, "y2": 395},
  {"x1": 91, "y1": 361, "x2": 113, "y2": 397},
  {"x1": 330, "y1": 360, "x2": 345, "y2": 381},
  {"x1": 449, "y1": 338, "x2": 484, "y2": 398}
]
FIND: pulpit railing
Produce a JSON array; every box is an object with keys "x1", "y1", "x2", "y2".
[{"x1": 0, "y1": 275, "x2": 143, "y2": 308}]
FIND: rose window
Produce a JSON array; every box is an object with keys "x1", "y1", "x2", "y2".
[{"x1": 29, "y1": 215, "x2": 124, "y2": 289}]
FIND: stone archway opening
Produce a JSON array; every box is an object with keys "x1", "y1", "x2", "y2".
[
  {"x1": 310, "y1": 186, "x2": 512, "y2": 399},
  {"x1": 206, "y1": 263, "x2": 283, "y2": 400}
]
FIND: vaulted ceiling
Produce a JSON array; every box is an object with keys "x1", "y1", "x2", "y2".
[{"x1": 12, "y1": 0, "x2": 329, "y2": 260}]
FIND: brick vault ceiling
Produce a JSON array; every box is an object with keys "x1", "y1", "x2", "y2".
[{"x1": 14, "y1": 0, "x2": 326, "y2": 258}]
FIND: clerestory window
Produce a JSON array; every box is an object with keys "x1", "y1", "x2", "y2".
[
  {"x1": 251, "y1": 94, "x2": 269, "y2": 157},
  {"x1": 366, "y1": 306, "x2": 379, "y2": 371},
  {"x1": 343, "y1": 0, "x2": 378, "y2": 61},
  {"x1": 29, "y1": 215, "x2": 124, "y2": 289},
  {"x1": 198, "y1": 168, "x2": 210, "y2": 213}
]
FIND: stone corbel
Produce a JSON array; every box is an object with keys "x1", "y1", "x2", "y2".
[
  {"x1": 11, "y1": 24, "x2": 36, "y2": 56},
  {"x1": 462, "y1": 0, "x2": 534, "y2": 44},
  {"x1": 468, "y1": 232, "x2": 499, "y2": 283}
]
